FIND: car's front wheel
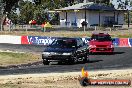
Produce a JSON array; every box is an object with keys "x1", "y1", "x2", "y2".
[
  {"x1": 43, "y1": 59, "x2": 50, "y2": 65},
  {"x1": 68, "y1": 56, "x2": 78, "y2": 64},
  {"x1": 83, "y1": 53, "x2": 89, "y2": 63}
]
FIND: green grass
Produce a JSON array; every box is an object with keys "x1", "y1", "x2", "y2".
[
  {"x1": 0, "y1": 52, "x2": 40, "y2": 66},
  {"x1": 0, "y1": 30, "x2": 132, "y2": 38}
]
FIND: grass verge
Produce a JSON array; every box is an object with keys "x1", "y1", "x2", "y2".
[
  {"x1": 0, "y1": 52, "x2": 40, "y2": 66},
  {"x1": 0, "y1": 30, "x2": 132, "y2": 38}
]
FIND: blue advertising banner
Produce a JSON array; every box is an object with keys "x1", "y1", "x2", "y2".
[
  {"x1": 112, "y1": 38, "x2": 119, "y2": 46},
  {"x1": 28, "y1": 36, "x2": 56, "y2": 45},
  {"x1": 129, "y1": 38, "x2": 132, "y2": 47},
  {"x1": 82, "y1": 37, "x2": 90, "y2": 44},
  {"x1": 26, "y1": 36, "x2": 122, "y2": 47}
]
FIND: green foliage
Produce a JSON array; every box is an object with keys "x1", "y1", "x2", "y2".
[
  {"x1": 5, "y1": 0, "x2": 131, "y2": 25},
  {"x1": 3, "y1": 0, "x2": 19, "y2": 13},
  {"x1": 15, "y1": 0, "x2": 67, "y2": 25},
  {"x1": 18, "y1": 1, "x2": 35, "y2": 24},
  {"x1": 8, "y1": 11, "x2": 18, "y2": 24}
]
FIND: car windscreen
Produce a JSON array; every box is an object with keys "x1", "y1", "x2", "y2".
[
  {"x1": 91, "y1": 35, "x2": 112, "y2": 41},
  {"x1": 50, "y1": 39, "x2": 77, "y2": 48}
]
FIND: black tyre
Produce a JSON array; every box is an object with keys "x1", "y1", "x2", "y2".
[
  {"x1": 83, "y1": 53, "x2": 89, "y2": 63},
  {"x1": 89, "y1": 52, "x2": 93, "y2": 55},
  {"x1": 43, "y1": 60, "x2": 49, "y2": 65},
  {"x1": 69, "y1": 56, "x2": 78, "y2": 64}
]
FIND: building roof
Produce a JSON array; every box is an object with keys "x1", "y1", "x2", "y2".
[
  {"x1": 55, "y1": 2, "x2": 94, "y2": 10},
  {"x1": 55, "y1": 2, "x2": 125, "y2": 11},
  {"x1": 82, "y1": 4, "x2": 116, "y2": 11}
]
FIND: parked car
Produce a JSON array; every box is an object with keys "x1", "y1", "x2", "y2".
[
  {"x1": 42, "y1": 37, "x2": 89, "y2": 65},
  {"x1": 88, "y1": 33, "x2": 114, "y2": 53}
]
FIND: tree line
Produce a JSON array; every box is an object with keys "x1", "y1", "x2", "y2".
[{"x1": 1, "y1": 0, "x2": 132, "y2": 26}]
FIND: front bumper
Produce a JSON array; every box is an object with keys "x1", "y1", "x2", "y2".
[
  {"x1": 42, "y1": 54, "x2": 72, "y2": 62},
  {"x1": 89, "y1": 47, "x2": 114, "y2": 53}
]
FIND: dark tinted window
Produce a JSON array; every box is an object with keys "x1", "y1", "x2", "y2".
[
  {"x1": 91, "y1": 34, "x2": 112, "y2": 41},
  {"x1": 51, "y1": 39, "x2": 77, "y2": 48}
]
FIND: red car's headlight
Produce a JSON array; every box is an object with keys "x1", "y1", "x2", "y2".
[{"x1": 89, "y1": 45, "x2": 96, "y2": 48}]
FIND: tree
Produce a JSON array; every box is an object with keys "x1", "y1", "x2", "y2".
[
  {"x1": 8, "y1": 10, "x2": 18, "y2": 25},
  {"x1": 3, "y1": 0, "x2": 19, "y2": 14},
  {"x1": 0, "y1": 0, "x2": 20, "y2": 31},
  {"x1": 115, "y1": 0, "x2": 132, "y2": 27},
  {"x1": 18, "y1": 1, "x2": 35, "y2": 24},
  {"x1": 34, "y1": 0, "x2": 41, "y2": 5}
]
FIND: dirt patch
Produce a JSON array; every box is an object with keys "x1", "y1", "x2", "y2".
[{"x1": 0, "y1": 69, "x2": 132, "y2": 88}]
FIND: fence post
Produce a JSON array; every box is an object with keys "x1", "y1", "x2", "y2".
[
  {"x1": 95, "y1": 26, "x2": 96, "y2": 31},
  {"x1": 26, "y1": 25, "x2": 28, "y2": 32}
]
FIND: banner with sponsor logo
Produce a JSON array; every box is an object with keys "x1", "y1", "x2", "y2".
[
  {"x1": 21, "y1": 36, "x2": 56, "y2": 45},
  {"x1": 129, "y1": 38, "x2": 132, "y2": 47},
  {"x1": 112, "y1": 38, "x2": 119, "y2": 46},
  {"x1": 82, "y1": 37, "x2": 90, "y2": 44},
  {"x1": 82, "y1": 37, "x2": 119, "y2": 46},
  {"x1": 28, "y1": 36, "x2": 56, "y2": 45},
  {"x1": 21, "y1": 36, "x2": 132, "y2": 47},
  {"x1": 21, "y1": 36, "x2": 30, "y2": 44},
  {"x1": 119, "y1": 38, "x2": 131, "y2": 47}
]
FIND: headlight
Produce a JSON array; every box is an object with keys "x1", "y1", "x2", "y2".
[
  {"x1": 89, "y1": 45, "x2": 96, "y2": 48},
  {"x1": 110, "y1": 45, "x2": 114, "y2": 48},
  {"x1": 42, "y1": 52, "x2": 50, "y2": 55},
  {"x1": 107, "y1": 45, "x2": 113, "y2": 48},
  {"x1": 62, "y1": 53, "x2": 72, "y2": 55}
]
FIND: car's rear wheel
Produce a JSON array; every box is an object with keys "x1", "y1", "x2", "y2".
[{"x1": 43, "y1": 60, "x2": 49, "y2": 65}]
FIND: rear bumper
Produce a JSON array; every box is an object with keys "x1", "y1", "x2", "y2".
[
  {"x1": 42, "y1": 54, "x2": 72, "y2": 62},
  {"x1": 89, "y1": 47, "x2": 114, "y2": 53}
]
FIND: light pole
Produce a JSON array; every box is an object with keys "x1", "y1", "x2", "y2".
[{"x1": 127, "y1": 9, "x2": 130, "y2": 28}]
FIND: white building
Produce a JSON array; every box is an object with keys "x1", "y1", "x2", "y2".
[{"x1": 55, "y1": 2, "x2": 126, "y2": 28}]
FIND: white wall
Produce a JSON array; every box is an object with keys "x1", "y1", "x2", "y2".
[
  {"x1": 59, "y1": 10, "x2": 125, "y2": 27},
  {"x1": 88, "y1": 11, "x2": 99, "y2": 26},
  {"x1": 117, "y1": 12, "x2": 124, "y2": 24},
  {"x1": 60, "y1": 12, "x2": 66, "y2": 27},
  {"x1": 76, "y1": 10, "x2": 89, "y2": 27}
]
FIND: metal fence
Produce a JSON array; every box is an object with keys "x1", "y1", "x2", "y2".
[{"x1": 2, "y1": 24, "x2": 132, "y2": 32}]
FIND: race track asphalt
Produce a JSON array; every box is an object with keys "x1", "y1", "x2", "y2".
[{"x1": 0, "y1": 44, "x2": 132, "y2": 75}]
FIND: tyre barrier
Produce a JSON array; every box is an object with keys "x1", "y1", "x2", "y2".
[{"x1": 0, "y1": 35, "x2": 132, "y2": 47}]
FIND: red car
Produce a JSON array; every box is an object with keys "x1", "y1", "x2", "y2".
[{"x1": 88, "y1": 33, "x2": 114, "y2": 53}]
